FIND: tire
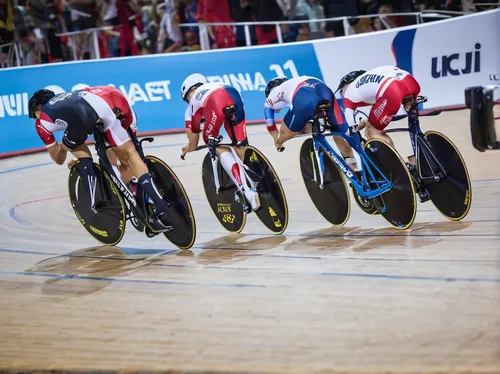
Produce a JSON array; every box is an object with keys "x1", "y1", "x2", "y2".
[
  {"x1": 145, "y1": 155, "x2": 196, "y2": 250},
  {"x1": 68, "y1": 162, "x2": 126, "y2": 245},
  {"x1": 364, "y1": 139, "x2": 417, "y2": 229},
  {"x1": 299, "y1": 138, "x2": 350, "y2": 226},
  {"x1": 417, "y1": 131, "x2": 472, "y2": 221},
  {"x1": 243, "y1": 146, "x2": 289, "y2": 234}
]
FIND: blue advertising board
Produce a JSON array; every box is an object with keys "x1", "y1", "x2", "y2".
[{"x1": 0, "y1": 43, "x2": 322, "y2": 155}]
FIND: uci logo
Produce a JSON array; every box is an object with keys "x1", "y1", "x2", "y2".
[
  {"x1": 432, "y1": 43, "x2": 481, "y2": 78},
  {"x1": 490, "y1": 73, "x2": 499, "y2": 82}
]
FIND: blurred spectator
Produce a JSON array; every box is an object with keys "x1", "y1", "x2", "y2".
[
  {"x1": 351, "y1": 17, "x2": 374, "y2": 33},
  {"x1": 196, "y1": 0, "x2": 236, "y2": 49},
  {"x1": 296, "y1": 22, "x2": 311, "y2": 41},
  {"x1": 183, "y1": 28, "x2": 200, "y2": 51},
  {"x1": 101, "y1": 0, "x2": 122, "y2": 57},
  {"x1": 0, "y1": 0, "x2": 14, "y2": 46},
  {"x1": 229, "y1": 0, "x2": 257, "y2": 47},
  {"x1": 288, "y1": 0, "x2": 312, "y2": 19},
  {"x1": 324, "y1": 0, "x2": 357, "y2": 37},
  {"x1": 180, "y1": 0, "x2": 198, "y2": 33},
  {"x1": 157, "y1": 0, "x2": 182, "y2": 53},
  {"x1": 373, "y1": 3, "x2": 404, "y2": 31},
  {"x1": 286, "y1": 0, "x2": 310, "y2": 41},
  {"x1": 308, "y1": 0, "x2": 325, "y2": 36},
  {"x1": 250, "y1": 0, "x2": 285, "y2": 45},
  {"x1": 138, "y1": 4, "x2": 158, "y2": 55},
  {"x1": 116, "y1": 0, "x2": 140, "y2": 56}
]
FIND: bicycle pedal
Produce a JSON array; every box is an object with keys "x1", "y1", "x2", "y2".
[
  {"x1": 147, "y1": 215, "x2": 173, "y2": 233},
  {"x1": 418, "y1": 190, "x2": 431, "y2": 203}
]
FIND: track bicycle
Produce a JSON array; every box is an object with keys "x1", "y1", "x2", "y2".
[
  {"x1": 68, "y1": 122, "x2": 196, "y2": 249},
  {"x1": 299, "y1": 101, "x2": 417, "y2": 229},
  {"x1": 182, "y1": 106, "x2": 288, "y2": 234}
]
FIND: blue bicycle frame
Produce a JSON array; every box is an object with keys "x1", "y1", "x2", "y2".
[{"x1": 310, "y1": 121, "x2": 393, "y2": 201}]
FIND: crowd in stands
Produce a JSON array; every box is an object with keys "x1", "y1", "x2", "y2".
[{"x1": 0, "y1": 0, "x2": 497, "y2": 66}]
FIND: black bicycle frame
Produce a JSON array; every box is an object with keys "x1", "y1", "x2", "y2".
[
  {"x1": 384, "y1": 98, "x2": 448, "y2": 184},
  {"x1": 406, "y1": 103, "x2": 448, "y2": 183},
  {"x1": 92, "y1": 125, "x2": 150, "y2": 226}
]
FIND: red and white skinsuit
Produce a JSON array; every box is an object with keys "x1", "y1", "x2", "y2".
[{"x1": 342, "y1": 66, "x2": 421, "y2": 130}]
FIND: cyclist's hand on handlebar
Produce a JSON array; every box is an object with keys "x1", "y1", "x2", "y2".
[{"x1": 67, "y1": 158, "x2": 79, "y2": 170}]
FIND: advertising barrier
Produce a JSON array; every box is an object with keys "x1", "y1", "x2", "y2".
[{"x1": 0, "y1": 9, "x2": 498, "y2": 157}]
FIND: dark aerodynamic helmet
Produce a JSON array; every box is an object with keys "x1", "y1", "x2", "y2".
[
  {"x1": 265, "y1": 77, "x2": 288, "y2": 98},
  {"x1": 337, "y1": 70, "x2": 367, "y2": 92},
  {"x1": 28, "y1": 89, "x2": 56, "y2": 118}
]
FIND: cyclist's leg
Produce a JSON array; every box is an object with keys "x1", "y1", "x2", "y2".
[
  {"x1": 204, "y1": 90, "x2": 260, "y2": 210},
  {"x1": 223, "y1": 86, "x2": 248, "y2": 146},
  {"x1": 105, "y1": 88, "x2": 138, "y2": 183},
  {"x1": 316, "y1": 83, "x2": 357, "y2": 170},
  {"x1": 83, "y1": 92, "x2": 169, "y2": 225},
  {"x1": 401, "y1": 74, "x2": 421, "y2": 112},
  {"x1": 400, "y1": 74, "x2": 421, "y2": 165},
  {"x1": 105, "y1": 148, "x2": 132, "y2": 185},
  {"x1": 366, "y1": 81, "x2": 406, "y2": 146},
  {"x1": 65, "y1": 103, "x2": 99, "y2": 205},
  {"x1": 203, "y1": 92, "x2": 245, "y2": 184},
  {"x1": 222, "y1": 86, "x2": 249, "y2": 161},
  {"x1": 280, "y1": 86, "x2": 316, "y2": 146}
]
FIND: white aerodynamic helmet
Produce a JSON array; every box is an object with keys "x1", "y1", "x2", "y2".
[{"x1": 181, "y1": 73, "x2": 207, "y2": 102}]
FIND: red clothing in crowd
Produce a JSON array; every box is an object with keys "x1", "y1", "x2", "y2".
[
  {"x1": 196, "y1": 0, "x2": 236, "y2": 49},
  {"x1": 116, "y1": 0, "x2": 140, "y2": 56},
  {"x1": 196, "y1": 0, "x2": 232, "y2": 22}
]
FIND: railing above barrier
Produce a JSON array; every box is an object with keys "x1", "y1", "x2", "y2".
[{"x1": 52, "y1": 11, "x2": 458, "y2": 58}]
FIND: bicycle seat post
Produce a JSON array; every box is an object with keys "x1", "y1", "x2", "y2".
[{"x1": 312, "y1": 102, "x2": 331, "y2": 137}]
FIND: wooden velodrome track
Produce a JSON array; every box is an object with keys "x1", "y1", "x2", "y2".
[{"x1": 0, "y1": 110, "x2": 498, "y2": 373}]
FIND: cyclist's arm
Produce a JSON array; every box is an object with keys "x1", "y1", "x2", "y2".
[
  {"x1": 341, "y1": 98, "x2": 359, "y2": 128},
  {"x1": 36, "y1": 119, "x2": 68, "y2": 165},
  {"x1": 184, "y1": 128, "x2": 199, "y2": 152},
  {"x1": 344, "y1": 107, "x2": 356, "y2": 127},
  {"x1": 182, "y1": 106, "x2": 199, "y2": 155},
  {"x1": 47, "y1": 142, "x2": 68, "y2": 165},
  {"x1": 264, "y1": 102, "x2": 278, "y2": 140}
]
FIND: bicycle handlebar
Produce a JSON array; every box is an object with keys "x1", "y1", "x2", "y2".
[
  {"x1": 180, "y1": 135, "x2": 285, "y2": 160},
  {"x1": 140, "y1": 137, "x2": 154, "y2": 146}
]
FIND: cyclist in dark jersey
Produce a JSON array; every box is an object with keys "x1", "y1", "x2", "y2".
[{"x1": 29, "y1": 88, "x2": 171, "y2": 233}]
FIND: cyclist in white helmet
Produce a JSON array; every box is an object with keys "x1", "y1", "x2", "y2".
[
  {"x1": 264, "y1": 75, "x2": 357, "y2": 170},
  {"x1": 180, "y1": 73, "x2": 261, "y2": 211}
]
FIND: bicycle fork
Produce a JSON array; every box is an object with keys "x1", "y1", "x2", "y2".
[
  {"x1": 209, "y1": 147, "x2": 256, "y2": 213},
  {"x1": 311, "y1": 143, "x2": 326, "y2": 189}
]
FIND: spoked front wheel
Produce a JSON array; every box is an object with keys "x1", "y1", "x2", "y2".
[
  {"x1": 417, "y1": 131, "x2": 471, "y2": 221},
  {"x1": 146, "y1": 155, "x2": 196, "y2": 250},
  {"x1": 68, "y1": 163, "x2": 126, "y2": 245},
  {"x1": 299, "y1": 138, "x2": 350, "y2": 226},
  {"x1": 364, "y1": 139, "x2": 417, "y2": 229},
  {"x1": 243, "y1": 146, "x2": 289, "y2": 234}
]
